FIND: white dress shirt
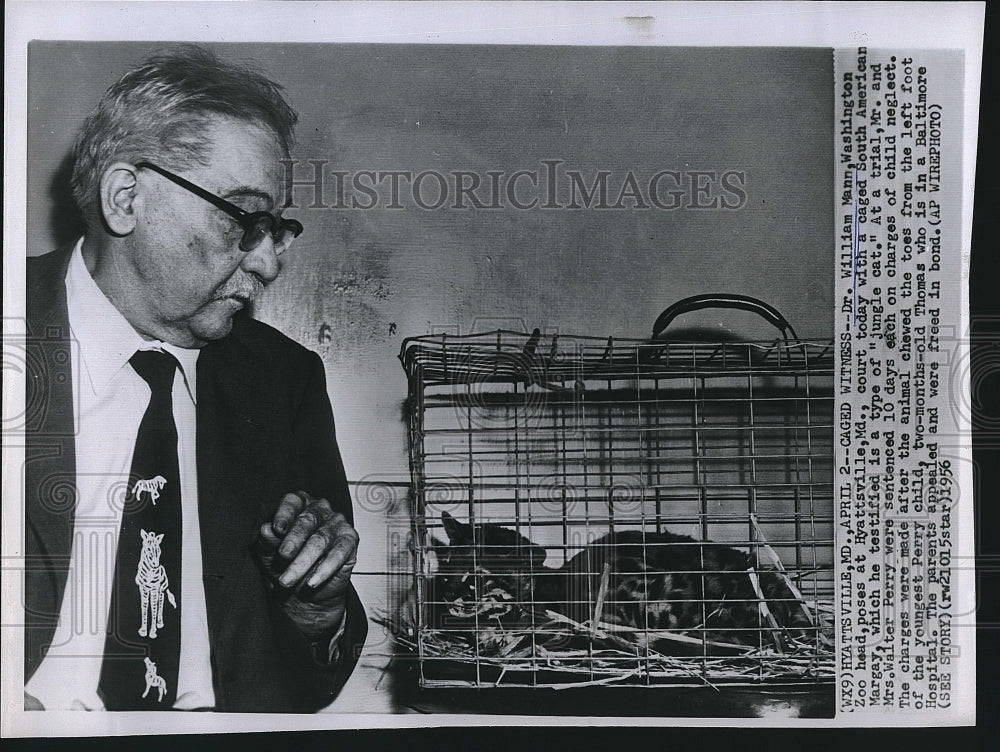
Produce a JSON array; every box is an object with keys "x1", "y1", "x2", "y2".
[{"x1": 25, "y1": 239, "x2": 215, "y2": 710}]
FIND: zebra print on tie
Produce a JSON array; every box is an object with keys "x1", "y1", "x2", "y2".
[{"x1": 99, "y1": 350, "x2": 182, "y2": 710}]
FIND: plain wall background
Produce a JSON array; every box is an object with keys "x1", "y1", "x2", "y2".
[{"x1": 26, "y1": 42, "x2": 834, "y2": 711}]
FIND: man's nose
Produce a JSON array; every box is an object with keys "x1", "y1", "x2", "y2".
[{"x1": 239, "y1": 235, "x2": 280, "y2": 283}]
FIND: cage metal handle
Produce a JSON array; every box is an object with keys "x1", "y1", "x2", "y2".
[{"x1": 652, "y1": 294, "x2": 798, "y2": 342}]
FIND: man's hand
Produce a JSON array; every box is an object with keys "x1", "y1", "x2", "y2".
[{"x1": 257, "y1": 491, "x2": 359, "y2": 640}]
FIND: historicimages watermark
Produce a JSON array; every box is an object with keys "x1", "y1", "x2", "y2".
[{"x1": 281, "y1": 159, "x2": 748, "y2": 211}]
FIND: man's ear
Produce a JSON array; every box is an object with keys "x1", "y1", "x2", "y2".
[{"x1": 99, "y1": 162, "x2": 142, "y2": 236}]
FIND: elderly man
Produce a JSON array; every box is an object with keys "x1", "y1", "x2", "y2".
[{"x1": 24, "y1": 46, "x2": 366, "y2": 712}]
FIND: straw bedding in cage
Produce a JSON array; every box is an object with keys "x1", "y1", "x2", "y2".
[
  {"x1": 379, "y1": 600, "x2": 834, "y2": 688},
  {"x1": 380, "y1": 534, "x2": 835, "y2": 688}
]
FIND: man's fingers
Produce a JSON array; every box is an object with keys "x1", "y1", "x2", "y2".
[
  {"x1": 278, "y1": 525, "x2": 333, "y2": 587},
  {"x1": 261, "y1": 494, "x2": 359, "y2": 592},
  {"x1": 276, "y1": 517, "x2": 359, "y2": 589},
  {"x1": 258, "y1": 521, "x2": 282, "y2": 551},
  {"x1": 271, "y1": 491, "x2": 308, "y2": 535},
  {"x1": 278, "y1": 500, "x2": 334, "y2": 560},
  {"x1": 305, "y1": 528, "x2": 359, "y2": 588}
]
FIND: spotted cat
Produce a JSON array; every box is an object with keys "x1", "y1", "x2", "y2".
[
  {"x1": 430, "y1": 512, "x2": 813, "y2": 652},
  {"x1": 428, "y1": 512, "x2": 545, "y2": 644}
]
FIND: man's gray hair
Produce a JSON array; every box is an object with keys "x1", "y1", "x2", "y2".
[{"x1": 70, "y1": 45, "x2": 298, "y2": 224}]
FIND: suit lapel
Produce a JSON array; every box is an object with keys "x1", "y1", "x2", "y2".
[
  {"x1": 196, "y1": 324, "x2": 271, "y2": 630},
  {"x1": 24, "y1": 246, "x2": 78, "y2": 675}
]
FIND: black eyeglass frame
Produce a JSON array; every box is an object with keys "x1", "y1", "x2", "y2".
[{"x1": 135, "y1": 161, "x2": 303, "y2": 253}]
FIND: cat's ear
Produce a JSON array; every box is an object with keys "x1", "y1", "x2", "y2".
[
  {"x1": 441, "y1": 511, "x2": 468, "y2": 544},
  {"x1": 509, "y1": 538, "x2": 547, "y2": 568}
]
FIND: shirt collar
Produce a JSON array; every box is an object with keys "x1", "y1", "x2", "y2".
[{"x1": 65, "y1": 238, "x2": 199, "y2": 403}]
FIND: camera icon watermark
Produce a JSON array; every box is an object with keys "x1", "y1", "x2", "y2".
[{"x1": 2, "y1": 318, "x2": 79, "y2": 437}]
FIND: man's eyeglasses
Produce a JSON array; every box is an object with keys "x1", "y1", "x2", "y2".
[{"x1": 136, "y1": 161, "x2": 303, "y2": 254}]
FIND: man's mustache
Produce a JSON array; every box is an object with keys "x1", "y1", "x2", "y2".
[{"x1": 214, "y1": 274, "x2": 266, "y2": 302}]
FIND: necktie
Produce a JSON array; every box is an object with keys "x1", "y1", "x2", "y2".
[{"x1": 99, "y1": 350, "x2": 182, "y2": 710}]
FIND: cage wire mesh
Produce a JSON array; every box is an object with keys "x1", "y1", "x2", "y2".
[{"x1": 397, "y1": 315, "x2": 835, "y2": 689}]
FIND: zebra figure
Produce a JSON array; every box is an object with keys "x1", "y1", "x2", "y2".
[
  {"x1": 142, "y1": 657, "x2": 167, "y2": 702},
  {"x1": 136, "y1": 529, "x2": 176, "y2": 639},
  {"x1": 132, "y1": 475, "x2": 167, "y2": 505}
]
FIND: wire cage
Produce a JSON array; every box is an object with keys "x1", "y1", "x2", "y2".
[{"x1": 396, "y1": 296, "x2": 835, "y2": 689}]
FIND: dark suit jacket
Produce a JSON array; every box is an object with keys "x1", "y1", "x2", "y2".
[{"x1": 24, "y1": 245, "x2": 367, "y2": 712}]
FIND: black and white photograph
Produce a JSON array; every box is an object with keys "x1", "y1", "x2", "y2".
[{"x1": 1, "y1": 0, "x2": 984, "y2": 736}]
